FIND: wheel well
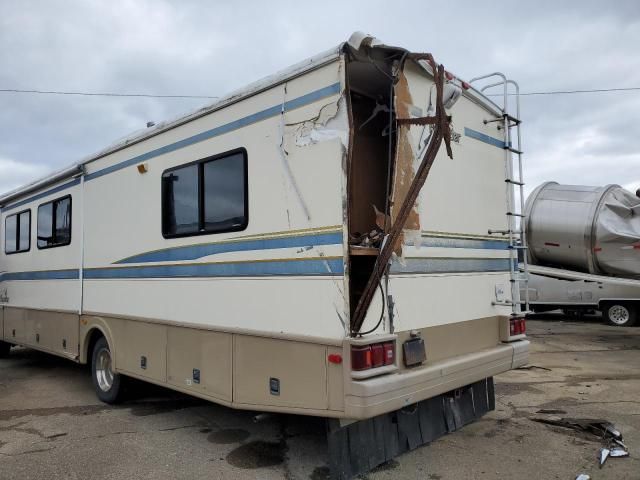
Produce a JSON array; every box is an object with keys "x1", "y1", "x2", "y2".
[
  {"x1": 599, "y1": 300, "x2": 640, "y2": 310},
  {"x1": 85, "y1": 329, "x2": 105, "y2": 364}
]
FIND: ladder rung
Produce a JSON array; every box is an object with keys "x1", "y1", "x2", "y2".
[
  {"x1": 488, "y1": 229, "x2": 522, "y2": 235},
  {"x1": 505, "y1": 179, "x2": 525, "y2": 186},
  {"x1": 504, "y1": 146, "x2": 523, "y2": 154},
  {"x1": 506, "y1": 212, "x2": 525, "y2": 217},
  {"x1": 504, "y1": 113, "x2": 521, "y2": 125}
]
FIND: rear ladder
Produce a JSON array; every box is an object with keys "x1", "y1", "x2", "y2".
[{"x1": 469, "y1": 73, "x2": 530, "y2": 316}]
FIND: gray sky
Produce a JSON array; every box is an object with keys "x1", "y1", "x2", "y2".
[{"x1": 1, "y1": 0, "x2": 639, "y2": 198}]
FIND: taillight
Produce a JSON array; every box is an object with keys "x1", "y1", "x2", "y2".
[
  {"x1": 510, "y1": 318, "x2": 526, "y2": 336},
  {"x1": 351, "y1": 342, "x2": 395, "y2": 371},
  {"x1": 371, "y1": 344, "x2": 384, "y2": 368},
  {"x1": 382, "y1": 342, "x2": 395, "y2": 365},
  {"x1": 351, "y1": 346, "x2": 372, "y2": 371}
]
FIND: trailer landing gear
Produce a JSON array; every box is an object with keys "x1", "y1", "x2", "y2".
[{"x1": 326, "y1": 378, "x2": 495, "y2": 479}]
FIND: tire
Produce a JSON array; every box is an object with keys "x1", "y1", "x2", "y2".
[
  {"x1": 603, "y1": 303, "x2": 637, "y2": 327},
  {"x1": 0, "y1": 341, "x2": 11, "y2": 358},
  {"x1": 91, "y1": 336, "x2": 125, "y2": 404}
]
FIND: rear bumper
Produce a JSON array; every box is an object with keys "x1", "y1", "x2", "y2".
[{"x1": 344, "y1": 339, "x2": 529, "y2": 419}]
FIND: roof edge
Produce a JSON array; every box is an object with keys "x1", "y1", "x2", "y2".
[{"x1": 1, "y1": 43, "x2": 344, "y2": 205}]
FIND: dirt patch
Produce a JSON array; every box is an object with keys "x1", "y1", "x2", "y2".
[
  {"x1": 309, "y1": 466, "x2": 331, "y2": 480},
  {"x1": 370, "y1": 459, "x2": 400, "y2": 472},
  {"x1": 496, "y1": 382, "x2": 545, "y2": 396},
  {"x1": 0, "y1": 404, "x2": 109, "y2": 421},
  {"x1": 128, "y1": 398, "x2": 203, "y2": 417},
  {"x1": 226, "y1": 440, "x2": 285, "y2": 469},
  {"x1": 207, "y1": 428, "x2": 250, "y2": 444}
]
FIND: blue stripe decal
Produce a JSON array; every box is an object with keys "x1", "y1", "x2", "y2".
[
  {"x1": 0, "y1": 269, "x2": 80, "y2": 281},
  {"x1": 116, "y1": 231, "x2": 343, "y2": 264},
  {"x1": 3, "y1": 178, "x2": 81, "y2": 213},
  {"x1": 0, "y1": 259, "x2": 344, "y2": 281},
  {"x1": 464, "y1": 127, "x2": 506, "y2": 149},
  {"x1": 85, "y1": 258, "x2": 343, "y2": 279},
  {"x1": 410, "y1": 236, "x2": 509, "y2": 250},
  {"x1": 390, "y1": 258, "x2": 511, "y2": 275},
  {"x1": 85, "y1": 83, "x2": 342, "y2": 182}
]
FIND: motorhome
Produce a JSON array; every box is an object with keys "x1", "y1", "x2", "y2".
[{"x1": 0, "y1": 33, "x2": 529, "y2": 478}]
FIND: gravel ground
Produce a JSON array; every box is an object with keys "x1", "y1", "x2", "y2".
[{"x1": 1, "y1": 316, "x2": 638, "y2": 479}]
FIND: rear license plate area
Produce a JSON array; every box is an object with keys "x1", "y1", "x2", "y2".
[{"x1": 403, "y1": 338, "x2": 426, "y2": 367}]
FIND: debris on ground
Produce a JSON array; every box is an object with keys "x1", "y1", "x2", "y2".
[
  {"x1": 530, "y1": 417, "x2": 622, "y2": 441},
  {"x1": 516, "y1": 365, "x2": 552, "y2": 371},
  {"x1": 575, "y1": 474, "x2": 591, "y2": 480},
  {"x1": 599, "y1": 447, "x2": 610, "y2": 467},
  {"x1": 610, "y1": 447, "x2": 629, "y2": 458},
  {"x1": 536, "y1": 409, "x2": 567, "y2": 415},
  {"x1": 531, "y1": 416, "x2": 630, "y2": 469}
]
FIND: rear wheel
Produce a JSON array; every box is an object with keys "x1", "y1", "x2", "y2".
[
  {"x1": 604, "y1": 303, "x2": 637, "y2": 327},
  {"x1": 91, "y1": 336, "x2": 125, "y2": 403},
  {"x1": 0, "y1": 341, "x2": 11, "y2": 358}
]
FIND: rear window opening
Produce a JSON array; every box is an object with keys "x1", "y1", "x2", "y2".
[{"x1": 346, "y1": 53, "x2": 397, "y2": 318}]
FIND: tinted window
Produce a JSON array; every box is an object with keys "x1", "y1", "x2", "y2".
[
  {"x1": 5, "y1": 215, "x2": 17, "y2": 253},
  {"x1": 55, "y1": 197, "x2": 71, "y2": 245},
  {"x1": 37, "y1": 196, "x2": 71, "y2": 248},
  {"x1": 162, "y1": 164, "x2": 199, "y2": 236},
  {"x1": 18, "y1": 211, "x2": 30, "y2": 251},
  {"x1": 203, "y1": 153, "x2": 246, "y2": 231},
  {"x1": 37, "y1": 202, "x2": 53, "y2": 247},
  {"x1": 162, "y1": 149, "x2": 247, "y2": 238},
  {"x1": 5, "y1": 210, "x2": 30, "y2": 254}
]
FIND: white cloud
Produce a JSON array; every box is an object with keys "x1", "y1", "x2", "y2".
[
  {"x1": 0, "y1": 157, "x2": 51, "y2": 195},
  {"x1": 0, "y1": 0, "x2": 639, "y2": 198}
]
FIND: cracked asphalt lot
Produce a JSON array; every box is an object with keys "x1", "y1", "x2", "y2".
[{"x1": 1, "y1": 316, "x2": 639, "y2": 479}]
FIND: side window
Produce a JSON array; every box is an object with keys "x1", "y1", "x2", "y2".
[
  {"x1": 37, "y1": 195, "x2": 72, "y2": 249},
  {"x1": 5, "y1": 209, "x2": 31, "y2": 254},
  {"x1": 162, "y1": 149, "x2": 248, "y2": 238},
  {"x1": 162, "y1": 164, "x2": 199, "y2": 236}
]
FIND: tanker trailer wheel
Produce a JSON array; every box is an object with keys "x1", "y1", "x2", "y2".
[
  {"x1": 0, "y1": 341, "x2": 11, "y2": 358},
  {"x1": 604, "y1": 303, "x2": 637, "y2": 327},
  {"x1": 91, "y1": 336, "x2": 125, "y2": 404}
]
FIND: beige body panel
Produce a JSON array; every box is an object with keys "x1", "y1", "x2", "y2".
[
  {"x1": 167, "y1": 327, "x2": 232, "y2": 402},
  {"x1": 233, "y1": 336, "x2": 329, "y2": 410},
  {"x1": 3, "y1": 306, "x2": 78, "y2": 358},
  {"x1": 3, "y1": 307, "x2": 25, "y2": 344},
  {"x1": 109, "y1": 318, "x2": 167, "y2": 382},
  {"x1": 343, "y1": 316, "x2": 528, "y2": 419},
  {"x1": 2, "y1": 306, "x2": 527, "y2": 419}
]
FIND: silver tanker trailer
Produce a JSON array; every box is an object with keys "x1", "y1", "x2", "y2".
[{"x1": 523, "y1": 182, "x2": 640, "y2": 326}]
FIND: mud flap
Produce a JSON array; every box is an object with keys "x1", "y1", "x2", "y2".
[{"x1": 326, "y1": 377, "x2": 495, "y2": 479}]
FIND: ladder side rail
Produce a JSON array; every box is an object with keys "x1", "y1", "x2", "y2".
[
  {"x1": 504, "y1": 109, "x2": 520, "y2": 315},
  {"x1": 471, "y1": 73, "x2": 528, "y2": 315},
  {"x1": 508, "y1": 79, "x2": 530, "y2": 313}
]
